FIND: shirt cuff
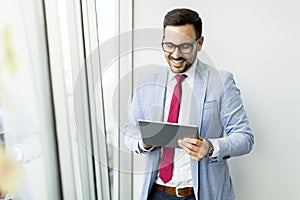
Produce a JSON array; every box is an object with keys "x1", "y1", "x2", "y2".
[
  {"x1": 138, "y1": 139, "x2": 154, "y2": 152},
  {"x1": 208, "y1": 139, "x2": 220, "y2": 158}
]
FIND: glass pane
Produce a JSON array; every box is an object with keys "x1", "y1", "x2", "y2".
[
  {"x1": 0, "y1": 0, "x2": 61, "y2": 199},
  {"x1": 96, "y1": 0, "x2": 136, "y2": 199},
  {"x1": 95, "y1": 0, "x2": 118, "y2": 199}
]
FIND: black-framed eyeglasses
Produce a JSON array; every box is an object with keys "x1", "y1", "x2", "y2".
[{"x1": 161, "y1": 39, "x2": 199, "y2": 54}]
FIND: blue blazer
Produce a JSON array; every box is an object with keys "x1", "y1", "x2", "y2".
[{"x1": 124, "y1": 60, "x2": 254, "y2": 200}]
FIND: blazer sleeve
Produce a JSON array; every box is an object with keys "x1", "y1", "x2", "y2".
[
  {"x1": 123, "y1": 78, "x2": 159, "y2": 154},
  {"x1": 215, "y1": 72, "x2": 254, "y2": 161}
]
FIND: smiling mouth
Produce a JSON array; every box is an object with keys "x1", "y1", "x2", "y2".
[{"x1": 171, "y1": 57, "x2": 185, "y2": 66}]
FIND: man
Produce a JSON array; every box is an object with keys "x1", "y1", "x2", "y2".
[{"x1": 124, "y1": 8, "x2": 254, "y2": 200}]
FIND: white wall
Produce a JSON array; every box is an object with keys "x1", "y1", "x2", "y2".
[{"x1": 133, "y1": 0, "x2": 300, "y2": 199}]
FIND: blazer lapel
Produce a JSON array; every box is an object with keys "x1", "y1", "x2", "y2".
[
  {"x1": 151, "y1": 67, "x2": 169, "y2": 121},
  {"x1": 189, "y1": 60, "x2": 209, "y2": 137}
]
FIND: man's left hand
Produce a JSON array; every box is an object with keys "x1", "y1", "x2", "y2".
[{"x1": 178, "y1": 137, "x2": 210, "y2": 161}]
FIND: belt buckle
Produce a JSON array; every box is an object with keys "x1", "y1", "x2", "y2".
[{"x1": 175, "y1": 187, "x2": 184, "y2": 197}]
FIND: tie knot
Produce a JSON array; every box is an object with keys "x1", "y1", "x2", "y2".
[{"x1": 175, "y1": 74, "x2": 187, "y2": 84}]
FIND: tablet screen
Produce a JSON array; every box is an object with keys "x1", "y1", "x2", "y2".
[{"x1": 138, "y1": 120, "x2": 198, "y2": 148}]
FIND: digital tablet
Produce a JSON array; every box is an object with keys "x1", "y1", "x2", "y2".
[{"x1": 138, "y1": 119, "x2": 198, "y2": 148}]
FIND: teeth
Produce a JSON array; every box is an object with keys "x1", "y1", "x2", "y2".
[{"x1": 173, "y1": 59, "x2": 184, "y2": 64}]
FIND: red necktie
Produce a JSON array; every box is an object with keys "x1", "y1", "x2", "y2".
[{"x1": 159, "y1": 74, "x2": 186, "y2": 183}]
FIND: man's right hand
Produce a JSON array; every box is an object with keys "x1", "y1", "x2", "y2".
[{"x1": 141, "y1": 141, "x2": 153, "y2": 150}]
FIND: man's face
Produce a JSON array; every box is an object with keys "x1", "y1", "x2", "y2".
[{"x1": 163, "y1": 24, "x2": 203, "y2": 73}]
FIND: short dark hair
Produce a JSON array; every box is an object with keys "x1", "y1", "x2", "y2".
[{"x1": 163, "y1": 8, "x2": 202, "y2": 39}]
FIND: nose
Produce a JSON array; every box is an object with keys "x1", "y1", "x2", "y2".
[{"x1": 171, "y1": 46, "x2": 182, "y2": 58}]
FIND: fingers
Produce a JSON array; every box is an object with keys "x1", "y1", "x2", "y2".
[
  {"x1": 178, "y1": 137, "x2": 208, "y2": 161},
  {"x1": 178, "y1": 140, "x2": 195, "y2": 155},
  {"x1": 179, "y1": 137, "x2": 202, "y2": 150},
  {"x1": 141, "y1": 140, "x2": 153, "y2": 150}
]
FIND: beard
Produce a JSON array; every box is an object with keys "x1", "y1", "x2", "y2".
[{"x1": 168, "y1": 55, "x2": 195, "y2": 73}]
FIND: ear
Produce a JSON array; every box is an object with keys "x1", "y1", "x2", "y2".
[{"x1": 197, "y1": 36, "x2": 204, "y2": 51}]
